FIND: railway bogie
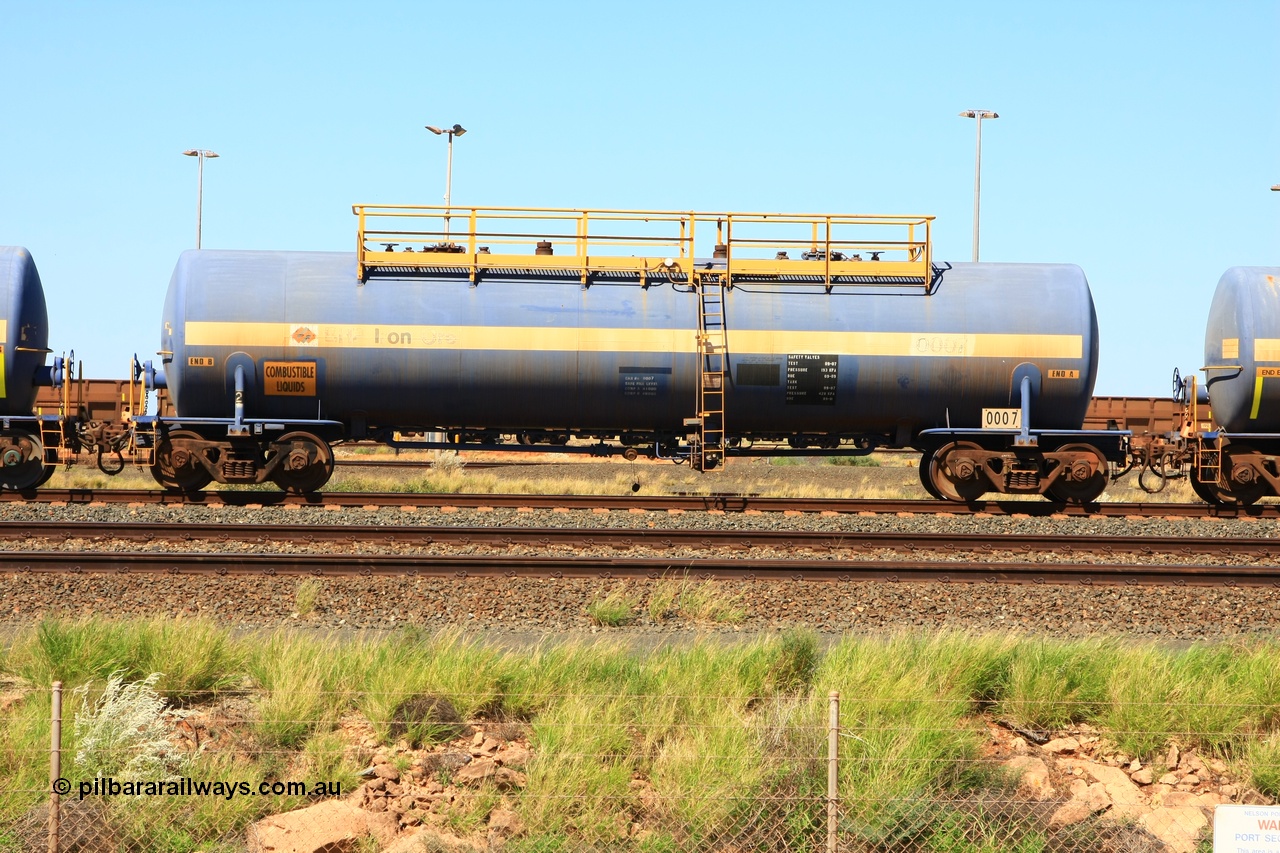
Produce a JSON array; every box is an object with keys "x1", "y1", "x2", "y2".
[{"x1": 144, "y1": 425, "x2": 339, "y2": 493}]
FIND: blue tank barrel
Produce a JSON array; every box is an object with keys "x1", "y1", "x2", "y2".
[
  {"x1": 0, "y1": 246, "x2": 51, "y2": 416},
  {"x1": 159, "y1": 250, "x2": 1098, "y2": 445},
  {"x1": 1202, "y1": 267, "x2": 1280, "y2": 432}
]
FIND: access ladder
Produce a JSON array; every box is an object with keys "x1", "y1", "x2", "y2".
[{"x1": 694, "y1": 271, "x2": 727, "y2": 471}]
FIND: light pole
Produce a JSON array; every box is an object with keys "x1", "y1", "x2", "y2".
[
  {"x1": 959, "y1": 110, "x2": 998, "y2": 262},
  {"x1": 182, "y1": 149, "x2": 219, "y2": 249},
  {"x1": 425, "y1": 124, "x2": 466, "y2": 240}
]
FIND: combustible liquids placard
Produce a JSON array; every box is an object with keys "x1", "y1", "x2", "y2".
[
  {"x1": 263, "y1": 362, "x2": 317, "y2": 396},
  {"x1": 1214, "y1": 804, "x2": 1280, "y2": 852}
]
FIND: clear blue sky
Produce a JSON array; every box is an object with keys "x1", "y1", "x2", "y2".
[{"x1": 2, "y1": 0, "x2": 1276, "y2": 396}]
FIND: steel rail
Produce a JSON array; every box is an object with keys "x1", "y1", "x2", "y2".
[
  {"x1": 4, "y1": 489, "x2": 1278, "y2": 518},
  {"x1": 332, "y1": 450, "x2": 922, "y2": 468},
  {"x1": 2, "y1": 550, "x2": 1276, "y2": 587},
  {"x1": 5, "y1": 521, "x2": 1280, "y2": 561},
  {"x1": 337, "y1": 460, "x2": 512, "y2": 469}
]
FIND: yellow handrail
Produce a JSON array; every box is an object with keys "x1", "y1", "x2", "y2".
[{"x1": 352, "y1": 205, "x2": 935, "y2": 289}]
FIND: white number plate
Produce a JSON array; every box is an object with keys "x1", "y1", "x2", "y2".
[{"x1": 981, "y1": 408, "x2": 1023, "y2": 429}]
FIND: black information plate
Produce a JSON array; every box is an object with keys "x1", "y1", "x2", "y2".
[
  {"x1": 619, "y1": 366, "x2": 671, "y2": 398},
  {"x1": 785, "y1": 354, "x2": 838, "y2": 405}
]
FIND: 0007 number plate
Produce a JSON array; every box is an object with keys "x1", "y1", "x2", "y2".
[{"x1": 981, "y1": 408, "x2": 1023, "y2": 429}]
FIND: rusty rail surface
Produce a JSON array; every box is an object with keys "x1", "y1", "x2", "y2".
[
  {"x1": 2, "y1": 550, "x2": 1274, "y2": 587},
  {"x1": 3, "y1": 521, "x2": 1278, "y2": 587},
  {"x1": 4, "y1": 521, "x2": 1280, "y2": 560},
  {"x1": 3, "y1": 488, "x2": 1278, "y2": 518}
]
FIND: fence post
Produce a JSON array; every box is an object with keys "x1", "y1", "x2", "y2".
[
  {"x1": 827, "y1": 690, "x2": 839, "y2": 853},
  {"x1": 49, "y1": 680, "x2": 62, "y2": 853}
]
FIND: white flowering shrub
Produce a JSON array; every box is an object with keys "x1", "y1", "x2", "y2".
[
  {"x1": 430, "y1": 449, "x2": 463, "y2": 473},
  {"x1": 73, "y1": 672, "x2": 175, "y2": 781}
]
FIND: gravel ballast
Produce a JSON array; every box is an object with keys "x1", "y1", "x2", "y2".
[{"x1": 2, "y1": 493, "x2": 1278, "y2": 640}]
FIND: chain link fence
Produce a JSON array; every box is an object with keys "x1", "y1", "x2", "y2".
[{"x1": 5, "y1": 678, "x2": 1274, "y2": 853}]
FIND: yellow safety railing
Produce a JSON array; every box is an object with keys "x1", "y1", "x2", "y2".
[{"x1": 353, "y1": 205, "x2": 934, "y2": 290}]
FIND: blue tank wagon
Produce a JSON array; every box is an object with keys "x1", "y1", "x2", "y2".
[
  {"x1": 0, "y1": 246, "x2": 66, "y2": 489},
  {"x1": 1187, "y1": 266, "x2": 1280, "y2": 504},
  {"x1": 136, "y1": 206, "x2": 1124, "y2": 499}
]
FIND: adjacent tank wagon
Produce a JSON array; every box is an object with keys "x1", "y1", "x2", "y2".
[
  {"x1": 0, "y1": 247, "x2": 64, "y2": 489},
  {"x1": 138, "y1": 206, "x2": 1122, "y2": 499},
  {"x1": 1185, "y1": 266, "x2": 1280, "y2": 503}
]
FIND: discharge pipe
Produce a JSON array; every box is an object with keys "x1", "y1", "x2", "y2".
[
  {"x1": 33, "y1": 356, "x2": 64, "y2": 387},
  {"x1": 1018, "y1": 374, "x2": 1032, "y2": 446},
  {"x1": 233, "y1": 364, "x2": 246, "y2": 434}
]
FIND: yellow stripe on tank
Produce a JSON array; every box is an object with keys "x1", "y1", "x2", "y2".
[
  {"x1": 184, "y1": 322, "x2": 1082, "y2": 359},
  {"x1": 0, "y1": 321, "x2": 7, "y2": 398},
  {"x1": 185, "y1": 322, "x2": 697, "y2": 353},
  {"x1": 728, "y1": 331, "x2": 1081, "y2": 358},
  {"x1": 1249, "y1": 366, "x2": 1280, "y2": 419}
]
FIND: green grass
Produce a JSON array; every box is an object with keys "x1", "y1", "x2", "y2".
[
  {"x1": 4, "y1": 618, "x2": 244, "y2": 700},
  {"x1": 828, "y1": 454, "x2": 881, "y2": 467},
  {"x1": 3, "y1": 621, "x2": 1280, "y2": 851},
  {"x1": 585, "y1": 585, "x2": 639, "y2": 627},
  {"x1": 294, "y1": 578, "x2": 322, "y2": 617},
  {"x1": 647, "y1": 576, "x2": 746, "y2": 624}
]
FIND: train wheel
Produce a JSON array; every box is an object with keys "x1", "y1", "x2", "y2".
[
  {"x1": 1189, "y1": 475, "x2": 1226, "y2": 505},
  {"x1": 269, "y1": 432, "x2": 334, "y2": 493},
  {"x1": 1047, "y1": 443, "x2": 1109, "y2": 504},
  {"x1": 0, "y1": 430, "x2": 48, "y2": 490},
  {"x1": 1205, "y1": 444, "x2": 1270, "y2": 506},
  {"x1": 1192, "y1": 477, "x2": 1267, "y2": 506},
  {"x1": 917, "y1": 450, "x2": 945, "y2": 500},
  {"x1": 924, "y1": 441, "x2": 988, "y2": 502},
  {"x1": 151, "y1": 430, "x2": 214, "y2": 492}
]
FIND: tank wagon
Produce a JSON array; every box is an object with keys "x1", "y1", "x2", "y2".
[
  {"x1": 1177, "y1": 266, "x2": 1280, "y2": 504},
  {"x1": 0, "y1": 247, "x2": 141, "y2": 490},
  {"x1": 131, "y1": 206, "x2": 1126, "y2": 500},
  {"x1": 0, "y1": 246, "x2": 67, "y2": 489}
]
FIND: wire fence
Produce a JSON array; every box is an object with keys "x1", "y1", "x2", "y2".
[{"x1": 5, "y1": 681, "x2": 1277, "y2": 853}]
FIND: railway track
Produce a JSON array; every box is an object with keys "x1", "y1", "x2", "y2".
[
  {"x1": 5, "y1": 521, "x2": 1279, "y2": 587},
  {"x1": 331, "y1": 451, "x2": 921, "y2": 469},
  {"x1": 4, "y1": 488, "x2": 1278, "y2": 518},
  {"x1": 6, "y1": 520, "x2": 1279, "y2": 557},
  {"x1": 7, "y1": 551, "x2": 1275, "y2": 586}
]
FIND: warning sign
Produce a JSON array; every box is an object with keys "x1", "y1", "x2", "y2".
[{"x1": 264, "y1": 361, "x2": 317, "y2": 396}]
